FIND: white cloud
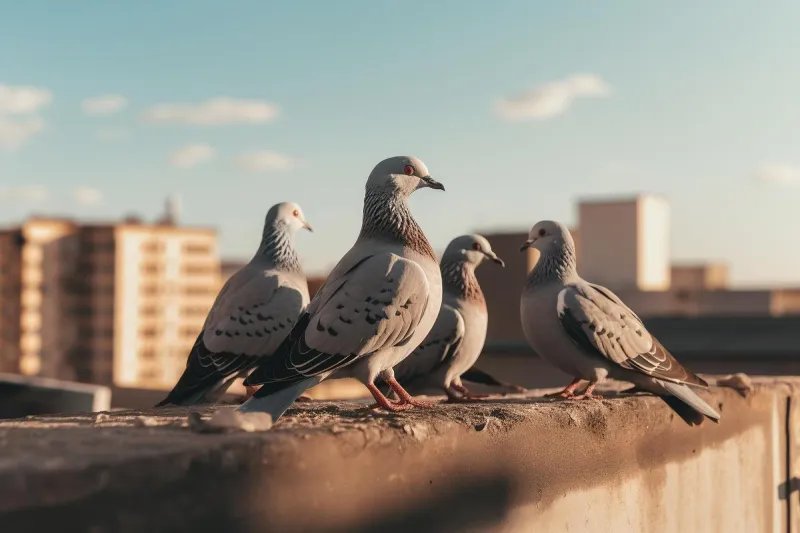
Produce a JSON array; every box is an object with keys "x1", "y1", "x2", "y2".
[
  {"x1": 144, "y1": 97, "x2": 279, "y2": 126},
  {"x1": 236, "y1": 150, "x2": 299, "y2": 173},
  {"x1": 0, "y1": 185, "x2": 49, "y2": 202},
  {"x1": 754, "y1": 163, "x2": 800, "y2": 184},
  {"x1": 0, "y1": 84, "x2": 52, "y2": 150},
  {"x1": 169, "y1": 143, "x2": 215, "y2": 168},
  {"x1": 0, "y1": 116, "x2": 45, "y2": 151},
  {"x1": 495, "y1": 74, "x2": 611, "y2": 121},
  {"x1": 82, "y1": 94, "x2": 128, "y2": 116},
  {"x1": 96, "y1": 128, "x2": 130, "y2": 141},
  {"x1": 73, "y1": 187, "x2": 103, "y2": 206},
  {"x1": 0, "y1": 84, "x2": 52, "y2": 115}
]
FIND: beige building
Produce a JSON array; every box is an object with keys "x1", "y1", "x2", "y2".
[
  {"x1": 0, "y1": 216, "x2": 219, "y2": 389},
  {"x1": 577, "y1": 195, "x2": 671, "y2": 291},
  {"x1": 475, "y1": 195, "x2": 800, "y2": 344}
]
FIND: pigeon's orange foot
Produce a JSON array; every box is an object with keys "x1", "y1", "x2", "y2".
[
  {"x1": 295, "y1": 395, "x2": 314, "y2": 402},
  {"x1": 544, "y1": 378, "x2": 582, "y2": 399},
  {"x1": 571, "y1": 381, "x2": 601, "y2": 400},
  {"x1": 572, "y1": 392, "x2": 603, "y2": 400},
  {"x1": 385, "y1": 377, "x2": 437, "y2": 409},
  {"x1": 446, "y1": 384, "x2": 491, "y2": 402},
  {"x1": 366, "y1": 384, "x2": 413, "y2": 412}
]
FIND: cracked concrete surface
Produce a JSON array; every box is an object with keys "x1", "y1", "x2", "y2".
[{"x1": 0, "y1": 377, "x2": 796, "y2": 533}]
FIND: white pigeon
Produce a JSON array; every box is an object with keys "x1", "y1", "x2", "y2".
[
  {"x1": 390, "y1": 234, "x2": 513, "y2": 401},
  {"x1": 156, "y1": 202, "x2": 312, "y2": 407},
  {"x1": 519, "y1": 220, "x2": 720, "y2": 424},
  {"x1": 238, "y1": 156, "x2": 445, "y2": 420}
]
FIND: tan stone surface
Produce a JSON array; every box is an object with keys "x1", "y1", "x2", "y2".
[{"x1": 0, "y1": 379, "x2": 795, "y2": 533}]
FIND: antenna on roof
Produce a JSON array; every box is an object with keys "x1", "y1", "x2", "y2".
[{"x1": 158, "y1": 194, "x2": 182, "y2": 225}]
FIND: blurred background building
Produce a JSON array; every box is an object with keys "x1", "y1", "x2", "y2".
[{"x1": 0, "y1": 198, "x2": 219, "y2": 395}]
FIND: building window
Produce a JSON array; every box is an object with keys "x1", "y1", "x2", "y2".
[
  {"x1": 183, "y1": 243, "x2": 211, "y2": 254},
  {"x1": 139, "y1": 327, "x2": 159, "y2": 337},
  {"x1": 140, "y1": 285, "x2": 160, "y2": 296},
  {"x1": 141, "y1": 242, "x2": 163, "y2": 254},
  {"x1": 182, "y1": 286, "x2": 213, "y2": 296},
  {"x1": 140, "y1": 263, "x2": 161, "y2": 275},
  {"x1": 181, "y1": 265, "x2": 216, "y2": 275}
]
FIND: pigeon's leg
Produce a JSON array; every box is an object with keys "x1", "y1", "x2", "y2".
[
  {"x1": 366, "y1": 383, "x2": 413, "y2": 411},
  {"x1": 295, "y1": 395, "x2": 314, "y2": 402},
  {"x1": 544, "y1": 378, "x2": 582, "y2": 398},
  {"x1": 572, "y1": 381, "x2": 603, "y2": 400},
  {"x1": 446, "y1": 383, "x2": 490, "y2": 402},
  {"x1": 385, "y1": 377, "x2": 437, "y2": 408}
]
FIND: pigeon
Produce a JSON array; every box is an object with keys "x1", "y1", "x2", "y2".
[
  {"x1": 519, "y1": 220, "x2": 720, "y2": 424},
  {"x1": 389, "y1": 234, "x2": 515, "y2": 401},
  {"x1": 238, "y1": 156, "x2": 445, "y2": 421},
  {"x1": 155, "y1": 202, "x2": 312, "y2": 407}
]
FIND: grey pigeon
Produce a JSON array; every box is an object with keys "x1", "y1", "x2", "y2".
[
  {"x1": 519, "y1": 220, "x2": 720, "y2": 424},
  {"x1": 238, "y1": 156, "x2": 445, "y2": 420},
  {"x1": 156, "y1": 202, "x2": 312, "y2": 407},
  {"x1": 390, "y1": 234, "x2": 514, "y2": 401}
]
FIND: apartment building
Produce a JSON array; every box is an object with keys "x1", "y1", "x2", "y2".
[{"x1": 0, "y1": 215, "x2": 219, "y2": 389}]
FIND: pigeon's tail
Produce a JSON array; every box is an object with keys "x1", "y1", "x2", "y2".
[
  {"x1": 660, "y1": 380, "x2": 721, "y2": 423},
  {"x1": 155, "y1": 388, "x2": 208, "y2": 408},
  {"x1": 154, "y1": 378, "x2": 230, "y2": 407},
  {"x1": 237, "y1": 376, "x2": 323, "y2": 420}
]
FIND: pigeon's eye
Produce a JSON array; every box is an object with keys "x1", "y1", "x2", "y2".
[
  {"x1": 538, "y1": 228, "x2": 546, "y2": 237},
  {"x1": 403, "y1": 165, "x2": 415, "y2": 176},
  {"x1": 472, "y1": 243, "x2": 482, "y2": 251},
  {"x1": 292, "y1": 209, "x2": 300, "y2": 217}
]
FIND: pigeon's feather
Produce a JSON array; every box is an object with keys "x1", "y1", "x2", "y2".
[
  {"x1": 156, "y1": 269, "x2": 307, "y2": 406},
  {"x1": 238, "y1": 375, "x2": 323, "y2": 420},
  {"x1": 556, "y1": 283, "x2": 708, "y2": 388},
  {"x1": 157, "y1": 202, "x2": 310, "y2": 407},
  {"x1": 660, "y1": 380, "x2": 720, "y2": 422},
  {"x1": 245, "y1": 252, "x2": 431, "y2": 394},
  {"x1": 390, "y1": 304, "x2": 465, "y2": 386}
]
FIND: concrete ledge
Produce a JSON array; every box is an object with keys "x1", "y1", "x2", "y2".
[
  {"x1": 0, "y1": 378, "x2": 797, "y2": 533},
  {"x1": 0, "y1": 373, "x2": 111, "y2": 419}
]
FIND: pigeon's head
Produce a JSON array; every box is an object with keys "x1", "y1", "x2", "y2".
[
  {"x1": 366, "y1": 156, "x2": 445, "y2": 196},
  {"x1": 519, "y1": 220, "x2": 573, "y2": 253},
  {"x1": 445, "y1": 234, "x2": 505, "y2": 267},
  {"x1": 265, "y1": 201, "x2": 313, "y2": 234}
]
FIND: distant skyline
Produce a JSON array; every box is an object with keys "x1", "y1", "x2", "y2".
[{"x1": 1, "y1": 1, "x2": 800, "y2": 285}]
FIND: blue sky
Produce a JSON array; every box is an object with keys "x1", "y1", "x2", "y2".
[{"x1": 1, "y1": 1, "x2": 800, "y2": 285}]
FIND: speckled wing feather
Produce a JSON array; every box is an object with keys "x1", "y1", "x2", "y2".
[
  {"x1": 392, "y1": 304, "x2": 465, "y2": 385},
  {"x1": 557, "y1": 282, "x2": 708, "y2": 388},
  {"x1": 246, "y1": 252, "x2": 431, "y2": 393},
  {"x1": 157, "y1": 270, "x2": 307, "y2": 406}
]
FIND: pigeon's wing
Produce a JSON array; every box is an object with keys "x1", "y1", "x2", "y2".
[
  {"x1": 557, "y1": 283, "x2": 708, "y2": 388},
  {"x1": 246, "y1": 252, "x2": 431, "y2": 390},
  {"x1": 157, "y1": 271, "x2": 307, "y2": 405},
  {"x1": 392, "y1": 304, "x2": 465, "y2": 384}
]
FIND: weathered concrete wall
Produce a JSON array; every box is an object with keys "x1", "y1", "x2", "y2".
[
  {"x1": 0, "y1": 372, "x2": 111, "y2": 418},
  {"x1": 0, "y1": 378, "x2": 796, "y2": 533}
]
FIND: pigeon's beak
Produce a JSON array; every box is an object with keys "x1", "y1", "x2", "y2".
[
  {"x1": 420, "y1": 175, "x2": 445, "y2": 191},
  {"x1": 519, "y1": 239, "x2": 534, "y2": 252},
  {"x1": 302, "y1": 221, "x2": 314, "y2": 233},
  {"x1": 485, "y1": 251, "x2": 505, "y2": 267}
]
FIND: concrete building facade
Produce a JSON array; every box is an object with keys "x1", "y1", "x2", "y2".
[
  {"x1": 577, "y1": 195, "x2": 671, "y2": 291},
  {"x1": 0, "y1": 217, "x2": 219, "y2": 389}
]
